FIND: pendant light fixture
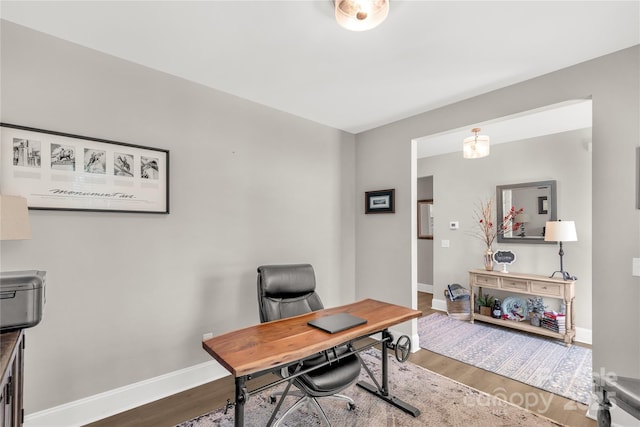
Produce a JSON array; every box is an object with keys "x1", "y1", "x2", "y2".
[
  {"x1": 334, "y1": 0, "x2": 389, "y2": 31},
  {"x1": 463, "y1": 127, "x2": 490, "y2": 159}
]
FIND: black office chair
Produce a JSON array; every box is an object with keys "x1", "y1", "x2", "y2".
[
  {"x1": 595, "y1": 375, "x2": 640, "y2": 426},
  {"x1": 257, "y1": 264, "x2": 361, "y2": 426}
]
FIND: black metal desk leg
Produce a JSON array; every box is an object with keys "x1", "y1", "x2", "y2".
[
  {"x1": 356, "y1": 329, "x2": 420, "y2": 417},
  {"x1": 381, "y1": 329, "x2": 390, "y2": 396},
  {"x1": 235, "y1": 376, "x2": 248, "y2": 427}
]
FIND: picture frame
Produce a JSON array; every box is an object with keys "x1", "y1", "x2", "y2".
[
  {"x1": 1, "y1": 123, "x2": 169, "y2": 213},
  {"x1": 537, "y1": 196, "x2": 548, "y2": 215},
  {"x1": 365, "y1": 189, "x2": 395, "y2": 214}
]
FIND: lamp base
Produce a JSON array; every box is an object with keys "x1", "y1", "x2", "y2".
[{"x1": 550, "y1": 270, "x2": 577, "y2": 281}]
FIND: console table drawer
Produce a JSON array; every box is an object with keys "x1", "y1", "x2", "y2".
[
  {"x1": 473, "y1": 274, "x2": 499, "y2": 288},
  {"x1": 502, "y1": 278, "x2": 529, "y2": 291},
  {"x1": 531, "y1": 281, "x2": 563, "y2": 297}
]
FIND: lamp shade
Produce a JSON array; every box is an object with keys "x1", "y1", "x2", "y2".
[
  {"x1": 463, "y1": 128, "x2": 490, "y2": 159},
  {"x1": 515, "y1": 213, "x2": 531, "y2": 223},
  {"x1": 544, "y1": 220, "x2": 577, "y2": 242},
  {"x1": 335, "y1": 0, "x2": 389, "y2": 31},
  {"x1": 0, "y1": 195, "x2": 31, "y2": 240}
]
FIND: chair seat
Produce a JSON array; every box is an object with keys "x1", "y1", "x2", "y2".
[{"x1": 295, "y1": 352, "x2": 361, "y2": 394}]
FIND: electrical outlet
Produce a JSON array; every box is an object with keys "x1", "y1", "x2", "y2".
[
  {"x1": 633, "y1": 258, "x2": 640, "y2": 277},
  {"x1": 441, "y1": 240, "x2": 450, "y2": 248},
  {"x1": 449, "y1": 221, "x2": 459, "y2": 230},
  {"x1": 202, "y1": 332, "x2": 214, "y2": 341}
]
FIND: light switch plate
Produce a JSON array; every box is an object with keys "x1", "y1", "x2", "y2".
[{"x1": 633, "y1": 258, "x2": 640, "y2": 277}]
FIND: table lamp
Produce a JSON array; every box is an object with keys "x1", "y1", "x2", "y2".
[
  {"x1": 0, "y1": 195, "x2": 31, "y2": 240},
  {"x1": 544, "y1": 220, "x2": 577, "y2": 280}
]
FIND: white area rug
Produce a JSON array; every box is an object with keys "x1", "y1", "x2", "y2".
[{"x1": 418, "y1": 313, "x2": 592, "y2": 404}]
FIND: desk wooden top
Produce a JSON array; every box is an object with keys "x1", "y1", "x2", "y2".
[{"x1": 202, "y1": 298, "x2": 421, "y2": 377}]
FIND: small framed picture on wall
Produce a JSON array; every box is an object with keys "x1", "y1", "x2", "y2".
[
  {"x1": 538, "y1": 196, "x2": 548, "y2": 214},
  {"x1": 365, "y1": 189, "x2": 395, "y2": 214}
]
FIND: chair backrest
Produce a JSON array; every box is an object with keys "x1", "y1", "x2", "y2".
[{"x1": 257, "y1": 264, "x2": 324, "y2": 323}]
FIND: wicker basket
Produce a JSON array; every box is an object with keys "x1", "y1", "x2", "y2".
[{"x1": 444, "y1": 289, "x2": 471, "y2": 321}]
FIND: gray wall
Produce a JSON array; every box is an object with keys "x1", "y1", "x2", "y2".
[
  {"x1": 0, "y1": 22, "x2": 356, "y2": 413},
  {"x1": 356, "y1": 46, "x2": 639, "y2": 379},
  {"x1": 418, "y1": 130, "x2": 592, "y2": 331}
]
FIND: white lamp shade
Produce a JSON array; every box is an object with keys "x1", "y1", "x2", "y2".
[
  {"x1": 335, "y1": 0, "x2": 389, "y2": 31},
  {"x1": 515, "y1": 213, "x2": 531, "y2": 223},
  {"x1": 463, "y1": 134, "x2": 490, "y2": 158},
  {"x1": 0, "y1": 195, "x2": 31, "y2": 240},
  {"x1": 544, "y1": 220, "x2": 577, "y2": 242}
]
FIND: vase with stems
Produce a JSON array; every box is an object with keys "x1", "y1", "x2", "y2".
[
  {"x1": 484, "y1": 248, "x2": 494, "y2": 271},
  {"x1": 471, "y1": 198, "x2": 524, "y2": 271}
]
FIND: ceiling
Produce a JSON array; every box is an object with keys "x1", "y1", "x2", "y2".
[
  {"x1": 1, "y1": 1, "x2": 638, "y2": 138},
  {"x1": 416, "y1": 99, "x2": 593, "y2": 158}
]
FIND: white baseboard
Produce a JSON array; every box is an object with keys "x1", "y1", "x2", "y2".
[
  {"x1": 431, "y1": 297, "x2": 448, "y2": 313},
  {"x1": 575, "y1": 326, "x2": 593, "y2": 345},
  {"x1": 417, "y1": 283, "x2": 433, "y2": 293},
  {"x1": 24, "y1": 359, "x2": 229, "y2": 427},
  {"x1": 24, "y1": 328, "x2": 420, "y2": 426},
  {"x1": 25, "y1": 303, "x2": 592, "y2": 427}
]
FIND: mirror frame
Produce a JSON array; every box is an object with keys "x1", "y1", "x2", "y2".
[
  {"x1": 418, "y1": 199, "x2": 433, "y2": 240},
  {"x1": 496, "y1": 180, "x2": 557, "y2": 244}
]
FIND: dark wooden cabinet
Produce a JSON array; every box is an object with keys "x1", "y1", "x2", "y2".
[{"x1": 1, "y1": 330, "x2": 24, "y2": 427}]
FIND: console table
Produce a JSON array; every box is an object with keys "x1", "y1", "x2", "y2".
[{"x1": 469, "y1": 269, "x2": 576, "y2": 346}]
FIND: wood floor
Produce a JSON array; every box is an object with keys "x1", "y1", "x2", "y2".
[{"x1": 85, "y1": 293, "x2": 595, "y2": 427}]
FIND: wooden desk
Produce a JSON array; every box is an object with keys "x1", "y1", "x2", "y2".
[{"x1": 202, "y1": 298, "x2": 422, "y2": 426}]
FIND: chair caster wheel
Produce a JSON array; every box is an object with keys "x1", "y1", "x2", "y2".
[
  {"x1": 269, "y1": 395, "x2": 277, "y2": 404},
  {"x1": 347, "y1": 402, "x2": 356, "y2": 411},
  {"x1": 597, "y1": 407, "x2": 611, "y2": 427}
]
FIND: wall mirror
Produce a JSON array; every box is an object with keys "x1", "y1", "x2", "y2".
[
  {"x1": 496, "y1": 180, "x2": 557, "y2": 244},
  {"x1": 418, "y1": 199, "x2": 433, "y2": 239}
]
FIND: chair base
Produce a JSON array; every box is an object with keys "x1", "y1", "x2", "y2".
[
  {"x1": 595, "y1": 376, "x2": 640, "y2": 426},
  {"x1": 271, "y1": 392, "x2": 355, "y2": 427},
  {"x1": 356, "y1": 380, "x2": 420, "y2": 417}
]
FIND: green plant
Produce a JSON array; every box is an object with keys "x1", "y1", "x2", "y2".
[{"x1": 477, "y1": 294, "x2": 495, "y2": 307}]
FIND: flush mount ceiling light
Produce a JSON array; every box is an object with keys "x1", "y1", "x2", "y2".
[
  {"x1": 463, "y1": 127, "x2": 490, "y2": 159},
  {"x1": 334, "y1": 0, "x2": 389, "y2": 31}
]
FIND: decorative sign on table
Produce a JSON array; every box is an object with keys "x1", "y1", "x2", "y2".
[
  {"x1": 493, "y1": 250, "x2": 516, "y2": 273},
  {"x1": 1, "y1": 123, "x2": 169, "y2": 213}
]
